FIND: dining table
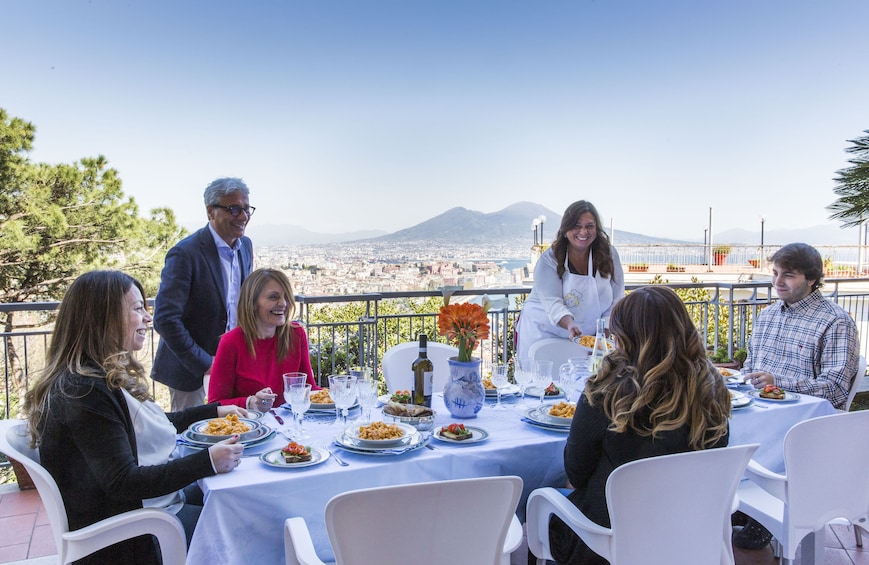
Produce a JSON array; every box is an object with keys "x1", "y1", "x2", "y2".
[{"x1": 183, "y1": 386, "x2": 836, "y2": 565}]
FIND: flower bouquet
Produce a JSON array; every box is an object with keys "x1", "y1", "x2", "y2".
[{"x1": 437, "y1": 301, "x2": 490, "y2": 362}]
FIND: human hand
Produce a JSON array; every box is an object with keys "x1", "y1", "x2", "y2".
[
  {"x1": 209, "y1": 435, "x2": 244, "y2": 473},
  {"x1": 744, "y1": 371, "x2": 773, "y2": 388},
  {"x1": 567, "y1": 323, "x2": 582, "y2": 341},
  {"x1": 247, "y1": 388, "x2": 277, "y2": 411},
  {"x1": 217, "y1": 405, "x2": 249, "y2": 418}
]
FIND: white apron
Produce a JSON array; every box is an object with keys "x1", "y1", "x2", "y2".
[{"x1": 517, "y1": 251, "x2": 605, "y2": 359}]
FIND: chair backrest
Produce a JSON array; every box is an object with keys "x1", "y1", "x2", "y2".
[
  {"x1": 325, "y1": 476, "x2": 522, "y2": 565},
  {"x1": 381, "y1": 341, "x2": 458, "y2": 394},
  {"x1": 842, "y1": 354, "x2": 866, "y2": 412},
  {"x1": 605, "y1": 444, "x2": 758, "y2": 564},
  {"x1": 527, "y1": 338, "x2": 589, "y2": 369},
  {"x1": 782, "y1": 410, "x2": 869, "y2": 534},
  {"x1": 0, "y1": 419, "x2": 187, "y2": 565}
]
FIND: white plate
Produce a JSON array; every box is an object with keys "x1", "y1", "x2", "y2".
[
  {"x1": 484, "y1": 384, "x2": 521, "y2": 397},
  {"x1": 524, "y1": 405, "x2": 572, "y2": 428},
  {"x1": 525, "y1": 386, "x2": 564, "y2": 399},
  {"x1": 245, "y1": 410, "x2": 264, "y2": 420},
  {"x1": 345, "y1": 422, "x2": 415, "y2": 447},
  {"x1": 334, "y1": 429, "x2": 425, "y2": 455},
  {"x1": 717, "y1": 368, "x2": 743, "y2": 379},
  {"x1": 179, "y1": 425, "x2": 273, "y2": 448},
  {"x1": 731, "y1": 396, "x2": 753, "y2": 409},
  {"x1": 433, "y1": 426, "x2": 489, "y2": 444},
  {"x1": 259, "y1": 446, "x2": 329, "y2": 469},
  {"x1": 521, "y1": 417, "x2": 571, "y2": 433},
  {"x1": 747, "y1": 390, "x2": 801, "y2": 403},
  {"x1": 187, "y1": 417, "x2": 262, "y2": 442},
  {"x1": 544, "y1": 403, "x2": 576, "y2": 424},
  {"x1": 730, "y1": 390, "x2": 746, "y2": 400}
]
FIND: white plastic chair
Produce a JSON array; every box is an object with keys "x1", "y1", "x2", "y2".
[
  {"x1": 737, "y1": 410, "x2": 869, "y2": 564},
  {"x1": 381, "y1": 341, "x2": 459, "y2": 394},
  {"x1": 0, "y1": 420, "x2": 187, "y2": 565},
  {"x1": 840, "y1": 354, "x2": 866, "y2": 412},
  {"x1": 284, "y1": 476, "x2": 523, "y2": 565},
  {"x1": 526, "y1": 444, "x2": 759, "y2": 565},
  {"x1": 527, "y1": 337, "x2": 589, "y2": 369}
]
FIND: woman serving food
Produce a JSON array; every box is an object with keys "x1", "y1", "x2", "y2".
[{"x1": 515, "y1": 200, "x2": 624, "y2": 360}]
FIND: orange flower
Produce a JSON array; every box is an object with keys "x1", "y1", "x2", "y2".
[{"x1": 437, "y1": 302, "x2": 490, "y2": 362}]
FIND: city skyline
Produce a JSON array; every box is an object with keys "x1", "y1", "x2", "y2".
[{"x1": 4, "y1": 0, "x2": 869, "y2": 240}]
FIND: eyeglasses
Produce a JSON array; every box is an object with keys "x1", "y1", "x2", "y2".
[{"x1": 212, "y1": 204, "x2": 255, "y2": 217}]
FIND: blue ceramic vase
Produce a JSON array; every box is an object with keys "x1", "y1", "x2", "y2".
[{"x1": 443, "y1": 357, "x2": 485, "y2": 418}]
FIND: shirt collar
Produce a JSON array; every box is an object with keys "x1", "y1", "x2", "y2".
[
  {"x1": 207, "y1": 223, "x2": 241, "y2": 253},
  {"x1": 778, "y1": 289, "x2": 821, "y2": 313}
]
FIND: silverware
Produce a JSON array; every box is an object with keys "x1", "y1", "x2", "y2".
[
  {"x1": 324, "y1": 443, "x2": 349, "y2": 466},
  {"x1": 269, "y1": 409, "x2": 284, "y2": 425}
]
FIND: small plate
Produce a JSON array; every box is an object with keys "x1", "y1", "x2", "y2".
[
  {"x1": 345, "y1": 422, "x2": 415, "y2": 447},
  {"x1": 747, "y1": 390, "x2": 801, "y2": 403},
  {"x1": 525, "y1": 386, "x2": 564, "y2": 399},
  {"x1": 433, "y1": 426, "x2": 489, "y2": 444},
  {"x1": 259, "y1": 446, "x2": 329, "y2": 469},
  {"x1": 485, "y1": 384, "x2": 521, "y2": 397},
  {"x1": 717, "y1": 368, "x2": 743, "y2": 379},
  {"x1": 731, "y1": 396, "x2": 753, "y2": 409}
]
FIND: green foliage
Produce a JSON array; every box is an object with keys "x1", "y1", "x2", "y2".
[{"x1": 827, "y1": 129, "x2": 869, "y2": 227}]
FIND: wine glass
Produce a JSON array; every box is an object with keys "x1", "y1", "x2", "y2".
[
  {"x1": 490, "y1": 364, "x2": 509, "y2": 410},
  {"x1": 533, "y1": 360, "x2": 553, "y2": 405},
  {"x1": 282, "y1": 373, "x2": 307, "y2": 433},
  {"x1": 329, "y1": 375, "x2": 358, "y2": 429},
  {"x1": 513, "y1": 358, "x2": 534, "y2": 409},
  {"x1": 351, "y1": 368, "x2": 378, "y2": 422},
  {"x1": 288, "y1": 383, "x2": 312, "y2": 440},
  {"x1": 559, "y1": 363, "x2": 575, "y2": 403}
]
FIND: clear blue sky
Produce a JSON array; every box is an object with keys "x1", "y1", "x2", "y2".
[{"x1": 4, "y1": 0, "x2": 869, "y2": 241}]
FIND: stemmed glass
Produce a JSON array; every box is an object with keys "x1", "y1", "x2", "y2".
[
  {"x1": 351, "y1": 368, "x2": 378, "y2": 422},
  {"x1": 533, "y1": 360, "x2": 553, "y2": 405},
  {"x1": 491, "y1": 364, "x2": 509, "y2": 410},
  {"x1": 329, "y1": 375, "x2": 358, "y2": 429},
  {"x1": 282, "y1": 373, "x2": 307, "y2": 433},
  {"x1": 288, "y1": 383, "x2": 312, "y2": 440},
  {"x1": 513, "y1": 358, "x2": 534, "y2": 409}
]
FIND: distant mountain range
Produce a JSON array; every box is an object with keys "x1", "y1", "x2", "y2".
[{"x1": 207, "y1": 202, "x2": 861, "y2": 246}]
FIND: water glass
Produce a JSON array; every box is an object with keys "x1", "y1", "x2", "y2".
[
  {"x1": 351, "y1": 368, "x2": 379, "y2": 422},
  {"x1": 288, "y1": 383, "x2": 312, "y2": 440},
  {"x1": 328, "y1": 375, "x2": 358, "y2": 428},
  {"x1": 490, "y1": 364, "x2": 509, "y2": 410},
  {"x1": 513, "y1": 358, "x2": 534, "y2": 409},
  {"x1": 533, "y1": 360, "x2": 553, "y2": 405}
]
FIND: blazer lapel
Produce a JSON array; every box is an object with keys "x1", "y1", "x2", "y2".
[{"x1": 199, "y1": 227, "x2": 227, "y2": 298}]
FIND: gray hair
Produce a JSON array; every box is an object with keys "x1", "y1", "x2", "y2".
[{"x1": 203, "y1": 177, "x2": 250, "y2": 206}]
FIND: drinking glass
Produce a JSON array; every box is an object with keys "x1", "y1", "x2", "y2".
[
  {"x1": 282, "y1": 373, "x2": 307, "y2": 432},
  {"x1": 559, "y1": 363, "x2": 575, "y2": 403},
  {"x1": 513, "y1": 358, "x2": 534, "y2": 409},
  {"x1": 329, "y1": 375, "x2": 358, "y2": 428},
  {"x1": 351, "y1": 368, "x2": 378, "y2": 422},
  {"x1": 533, "y1": 360, "x2": 553, "y2": 405},
  {"x1": 490, "y1": 364, "x2": 509, "y2": 410},
  {"x1": 288, "y1": 383, "x2": 312, "y2": 440}
]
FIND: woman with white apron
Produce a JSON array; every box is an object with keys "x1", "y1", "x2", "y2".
[{"x1": 516, "y1": 201, "x2": 625, "y2": 361}]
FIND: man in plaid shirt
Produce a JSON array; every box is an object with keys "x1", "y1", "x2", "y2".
[{"x1": 735, "y1": 242, "x2": 859, "y2": 550}]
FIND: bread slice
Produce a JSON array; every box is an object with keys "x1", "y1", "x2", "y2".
[
  {"x1": 281, "y1": 443, "x2": 313, "y2": 463},
  {"x1": 441, "y1": 430, "x2": 473, "y2": 441}
]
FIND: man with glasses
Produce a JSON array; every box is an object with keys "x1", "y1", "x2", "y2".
[{"x1": 151, "y1": 177, "x2": 255, "y2": 410}]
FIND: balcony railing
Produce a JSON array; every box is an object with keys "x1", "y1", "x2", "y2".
[{"x1": 4, "y1": 279, "x2": 869, "y2": 420}]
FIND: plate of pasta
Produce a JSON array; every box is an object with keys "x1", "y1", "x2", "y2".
[
  {"x1": 344, "y1": 422, "x2": 415, "y2": 447},
  {"x1": 187, "y1": 415, "x2": 262, "y2": 442},
  {"x1": 181, "y1": 423, "x2": 272, "y2": 447},
  {"x1": 546, "y1": 401, "x2": 576, "y2": 423}
]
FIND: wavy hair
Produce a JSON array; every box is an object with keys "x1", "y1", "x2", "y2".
[
  {"x1": 24, "y1": 271, "x2": 152, "y2": 446},
  {"x1": 584, "y1": 285, "x2": 730, "y2": 450},
  {"x1": 551, "y1": 200, "x2": 614, "y2": 279},
  {"x1": 769, "y1": 242, "x2": 824, "y2": 291},
  {"x1": 236, "y1": 268, "x2": 298, "y2": 360}
]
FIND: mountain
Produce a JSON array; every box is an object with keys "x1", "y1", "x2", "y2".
[
  {"x1": 222, "y1": 224, "x2": 387, "y2": 245},
  {"x1": 715, "y1": 224, "x2": 862, "y2": 246}
]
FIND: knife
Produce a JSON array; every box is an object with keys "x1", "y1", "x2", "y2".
[{"x1": 269, "y1": 409, "x2": 284, "y2": 425}]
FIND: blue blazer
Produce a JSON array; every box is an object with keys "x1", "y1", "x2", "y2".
[{"x1": 151, "y1": 225, "x2": 254, "y2": 391}]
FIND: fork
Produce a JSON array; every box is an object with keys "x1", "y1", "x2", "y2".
[{"x1": 319, "y1": 442, "x2": 349, "y2": 466}]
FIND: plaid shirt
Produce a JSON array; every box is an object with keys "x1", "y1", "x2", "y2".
[{"x1": 744, "y1": 289, "x2": 858, "y2": 409}]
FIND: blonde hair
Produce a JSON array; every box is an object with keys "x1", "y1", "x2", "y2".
[
  {"x1": 237, "y1": 268, "x2": 297, "y2": 360},
  {"x1": 24, "y1": 271, "x2": 152, "y2": 446},
  {"x1": 584, "y1": 286, "x2": 730, "y2": 450}
]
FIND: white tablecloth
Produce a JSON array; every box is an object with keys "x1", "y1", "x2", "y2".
[
  {"x1": 186, "y1": 394, "x2": 567, "y2": 565},
  {"x1": 185, "y1": 388, "x2": 836, "y2": 565}
]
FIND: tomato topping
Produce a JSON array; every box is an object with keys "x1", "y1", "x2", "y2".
[{"x1": 281, "y1": 441, "x2": 309, "y2": 455}]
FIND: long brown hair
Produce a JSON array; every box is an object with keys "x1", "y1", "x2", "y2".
[
  {"x1": 551, "y1": 200, "x2": 614, "y2": 279},
  {"x1": 24, "y1": 271, "x2": 152, "y2": 446},
  {"x1": 584, "y1": 286, "x2": 730, "y2": 450},
  {"x1": 236, "y1": 268, "x2": 298, "y2": 360}
]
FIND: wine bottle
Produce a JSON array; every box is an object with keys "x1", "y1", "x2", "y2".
[
  {"x1": 412, "y1": 333, "x2": 434, "y2": 407},
  {"x1": 588, "y1": 318, "x2": 608, "y2": 375}
]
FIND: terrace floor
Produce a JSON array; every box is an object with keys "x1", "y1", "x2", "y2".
[{"x1": 0, "y1": 482, "x2": 865, "y2": 565}]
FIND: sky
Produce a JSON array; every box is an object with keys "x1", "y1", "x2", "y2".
[{"x1": 4, "y1": 0, "x2": 869, "y2": 242}]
